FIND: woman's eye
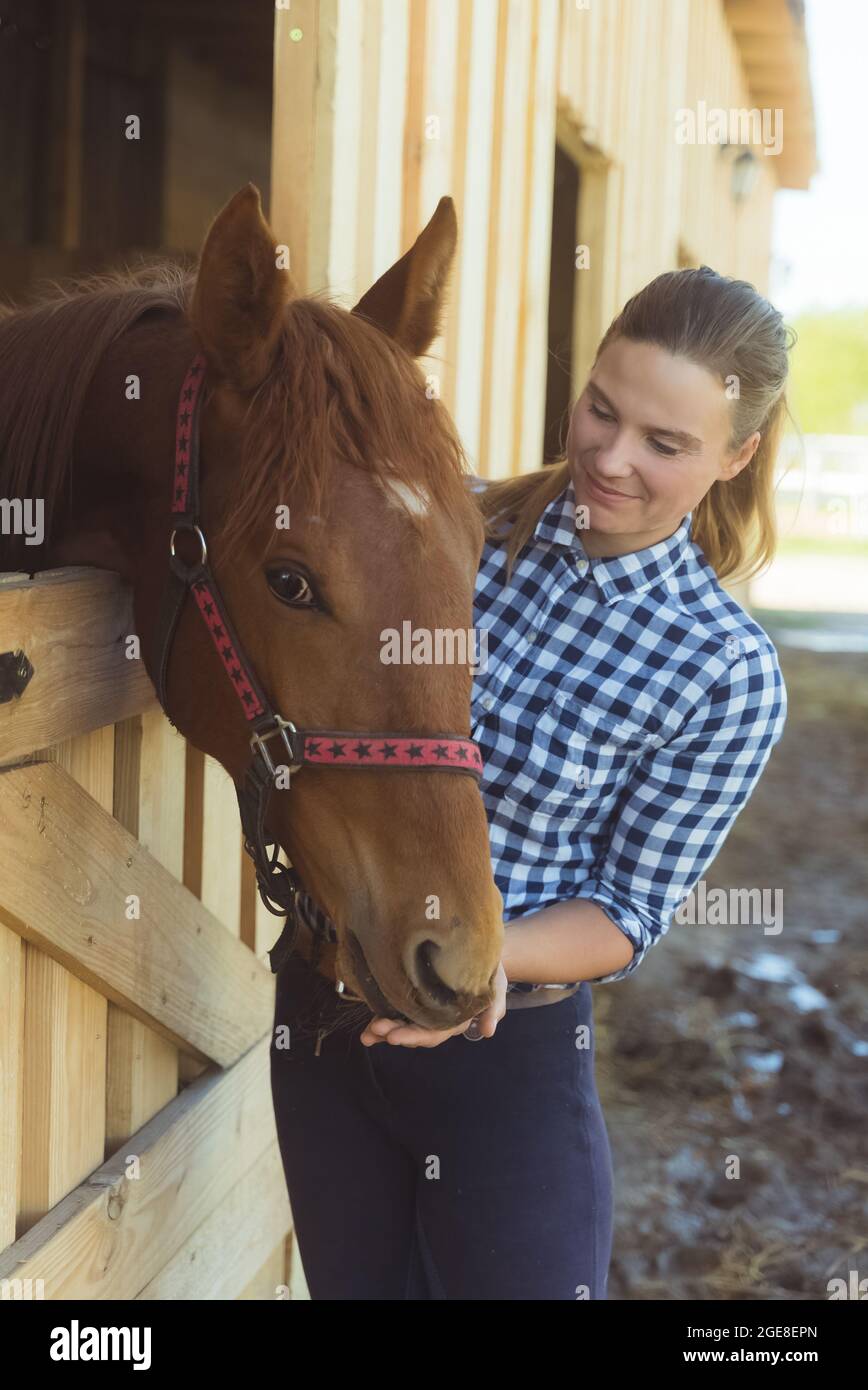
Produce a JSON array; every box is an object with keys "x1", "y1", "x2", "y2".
[
  {"x1": 589, "y1": 402, "x2": 615, "y2": 423},
  {"x1": 266, "y1": 567, "x2": 315, "y2": 606},
  {"x1": 649, "y1": 438, "x2": 679, "y2": 457}
]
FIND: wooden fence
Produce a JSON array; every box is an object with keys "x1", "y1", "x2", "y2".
[{"x1": 0, "y1": 568, "x2": 307, "y2": 1300}]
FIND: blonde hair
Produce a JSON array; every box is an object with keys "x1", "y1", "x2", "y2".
[{"x1": 479, "y1": 265, "x2": 796, "y2": 584}]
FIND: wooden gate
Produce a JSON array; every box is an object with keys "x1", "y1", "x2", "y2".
[{"x1": 0, "y1": 567, "x2": 307, "y2": 1300}]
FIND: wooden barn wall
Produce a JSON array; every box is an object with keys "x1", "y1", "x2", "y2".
[
  {"x1": 0, "y1": 570, "x2": 301, "y2": 1298},
  {"x1": 272, "y1": 0, "x2": 778, "y2": 480}
]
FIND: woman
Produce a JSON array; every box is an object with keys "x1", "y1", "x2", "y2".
[{"x1": 270, "y1": 265, "x2": 790, "y2": 1300}]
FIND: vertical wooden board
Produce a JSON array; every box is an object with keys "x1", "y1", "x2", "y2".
[
  {"x1": 325, "y1": 0, "x2": 366, "y2": 302},
  {"x1": 483, "y1": 0, "x2": 534, "y2": 478},
  {"x1": 475, "y1": 0, "x2": 511, "y2": 479},
  {"x1": 417, "y1": 0, "x2": 460, "y2": 410},
  {"x1": 49, "y1": 726, "x2": 115, "y2": 815},
  {"x1": 368, "y1": 0, "x2": 410, "y2": 288},
  {"x1": 452, "y1": 0, "x2": 499, "y2": 470},
  {"x1": 136, "y1": 711, "x2": 186, "y2": 881},
  {"x1": 401, "y1": 0, "x2": 428, "y2": 255},
  {"x1": 616, "y1": 0, "x2": 647, "y2": 301},
  {"x1": 600, "y1": 0, "x2": 623, "y2": 157},
  {"x1": 107, "y1": 711, "x2": 182, "y2": 1152},
  {"x1": 269, "y1": 0, "x2": 327, "y2": 294},
  {"x1": 583, "y1": 0, "x2": 603, "y2": 146},
  {"x1": 19, "y1": 950, "x2": 107, "y2": 1237},
  {"x1": 200, "y1": 756, "x2": 242, "y2": 936},
  {"x1": 0, "y1": 926, "x2": 24, "y2": 1251},
  {"x1": 354, "y1": 0, "x2": 384, "y2": 300},
  {"x1": 104, "y1": 1013, "x2": 178, "y2": 1158},
  {"x1": 20, "y1": 725, "x2": 113, "y2": 1229},
  {"x1": 517, "y1": 0, "x2": 560, "y2": 477},
  {"x1": 659, "y1": 0, "x2": 689, "y2": 270}
]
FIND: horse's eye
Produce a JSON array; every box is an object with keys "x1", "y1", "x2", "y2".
[{"x1": 267, "y1": 567, "x2": 315, "y2": 606}]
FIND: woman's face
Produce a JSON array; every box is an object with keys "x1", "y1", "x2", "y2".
[{"x1": 567, "y1": 337, "x2": 760, "y2": 558}]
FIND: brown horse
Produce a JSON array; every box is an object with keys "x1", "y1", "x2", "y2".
[{"x1": 0, "y1": 184, "x2": 503, "y2": 1028}]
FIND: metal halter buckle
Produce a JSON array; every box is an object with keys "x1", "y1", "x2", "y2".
[
  {"x1": 169, "y1": 523, "x2": 208, "y2": 578},
  {"x1": 250, "y1": 716, "x2": 302, "y2": 781}
]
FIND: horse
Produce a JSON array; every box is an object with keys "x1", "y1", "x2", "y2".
[{"x1": 0, "y1": 183, "x2": 503, "y2": 1030}]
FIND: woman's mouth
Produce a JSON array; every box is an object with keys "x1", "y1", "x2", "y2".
[{"x1": 584, "y1": 471, "x2": 636, "y2": 504}]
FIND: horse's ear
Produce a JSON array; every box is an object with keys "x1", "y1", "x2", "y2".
[
  {"x1": 351, "y1": 197, "x2": 457, "y2": 357},
  {"x1": 191, "y1": 183, "x2": 292, "y2": 392}
]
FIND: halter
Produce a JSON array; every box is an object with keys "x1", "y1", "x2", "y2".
[{"x1": 153, "y1": 354, "x2": 485, "y2": 982}]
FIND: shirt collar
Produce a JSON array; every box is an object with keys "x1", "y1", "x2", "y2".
[{"x1": 532, "y1": 473, "x2": 694, "y2": 603}]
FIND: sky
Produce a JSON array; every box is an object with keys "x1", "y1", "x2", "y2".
[{"x1": 769, "y1": 0, "x2": 868, "y2": 316}]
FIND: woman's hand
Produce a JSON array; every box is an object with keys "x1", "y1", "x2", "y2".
[{"x1": 359, "y1": 961, "x2": 509, "y2": 1048}]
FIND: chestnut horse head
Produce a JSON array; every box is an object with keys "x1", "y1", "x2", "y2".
[{"x1": 0, "y1": 184, "x2": 503, "y2": 1027}]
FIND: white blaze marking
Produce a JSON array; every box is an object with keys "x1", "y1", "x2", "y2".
[{"x1": 380, "y1": 478, "x2": 431, "y2": 518}]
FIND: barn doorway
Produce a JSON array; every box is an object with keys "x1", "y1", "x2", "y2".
[
  {"x1": 0, "y1": 0, "x2": 274, "y2": 303},
  {"x1": 543, "y1": 141, "x2": 581, "y2": 464}
]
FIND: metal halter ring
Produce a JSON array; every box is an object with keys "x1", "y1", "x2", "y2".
[
  {"x1": 250, "y1": 716, "x2": 304, "y2": 781},
  {"x1": 169, "y1": 523, "x2": 208, "y2": 568}
]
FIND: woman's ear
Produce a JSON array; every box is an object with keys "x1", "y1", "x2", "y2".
[{"x1": 721, "y1": 429, "x2": 761, "y2": 481}]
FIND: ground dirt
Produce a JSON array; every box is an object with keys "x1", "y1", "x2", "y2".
[{"x1": 599, "y1": 640, "x2": 868, "y2": 1301}]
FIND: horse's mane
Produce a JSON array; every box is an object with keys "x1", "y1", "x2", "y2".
[
  {"x1": 0, "y1": 263, "x2": 190, "y2": 552},
  {"x1": 0, "y1": 260, "x2": 470, "y2": 565}
]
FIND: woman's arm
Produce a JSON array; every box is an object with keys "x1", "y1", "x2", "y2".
[
  {"x1": 503, "y1": 898, "x2": 635, "y2": 982},
  {"x1": 504, "y1": 639, "x2": 788, "y2": 988}
]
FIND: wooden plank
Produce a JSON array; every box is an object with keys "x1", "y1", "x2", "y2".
[
  {"x1": 0, "y1": 570, "x2": 155, "y2": 767},
  {"x1": 367, "y1": 0, "x2": 410, "y2": 301},
  {"x1": 401, "y1": 0, "x2": 428, "y2": 255},
  {"x1": 105, "y1": 1011, "x2": 178, "y2": 1158},
  {"x1": 484, "y1": 0, "x2": 534, "y2": 476},
  {"x1": 106, "y1": 711, "x2": 183, "y2": 1152},
  {"x1": 0, "y1": 762, "x2": 274, "y2": 1066},
  {"x1": 516, "y1": 0, "x2": 559, "y2": 475},
  {"x1": 18, "y1": 952, "x2": 107, "y2": 1237},
  {"x1": 200, "y1": 756, "x2": 242, "y2": 937},
  {"x1": 474, "y1": 0, "x2": 509, "y2": 479},
  {"x1": 237, "y1": 1241, "x2": 289, "y2": 1301},
  {"x1": 0, "y1": 1037, "x2": 277, "y2": 1298},
  {"x1": 452, "y1": 0, "x2": 498, "y2": 470},
  {"x1": 418, "y1": 0, "x2": 460, "y2": 411},
  {"x1": 269, "y1": 0, "x2": 329, "y2": 293},
  {"x1": 326, "y1": 0, "x2": 365, "y2": 302},
  {"x1": 20, "y1": 714, "x2": 116, "y2": 1235},
  {"x1": 0, "y1": 925, "x2": 24, "y2": 1249},
  {"x1": 354, "y1": 0, "x2": 384, "y2": 303},
  {"x1": 137, "y1": 1143, "x2": 291, "y2": 1300}
]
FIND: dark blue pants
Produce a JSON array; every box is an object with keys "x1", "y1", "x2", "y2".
[{"x1": 270, "y1": 954, "x2": 614, "y2": 1300}]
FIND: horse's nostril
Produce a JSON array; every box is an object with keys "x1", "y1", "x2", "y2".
[{"x1": 414, "y1": 940, "x2": 458, "y2": 1007}]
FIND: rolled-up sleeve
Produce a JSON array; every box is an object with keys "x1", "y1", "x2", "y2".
[{"x1": 575, "y1": 642, "x2": 788, "y2": 984}]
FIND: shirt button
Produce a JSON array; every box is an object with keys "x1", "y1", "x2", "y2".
[
  {"x1": 576, "y1": 559, "x2": 589, "y2": 576},
  {"x1": 481, "y1": 695, "x2": 495, "y2": 711}
]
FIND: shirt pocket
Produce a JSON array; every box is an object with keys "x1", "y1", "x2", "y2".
[{"x1": 501, "y1": 693, "x2": 655, "y2": 823}]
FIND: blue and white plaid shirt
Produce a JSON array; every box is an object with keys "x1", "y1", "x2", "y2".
[{"x1": 296, "y1": 473, "x2": 787, "y2": 993}]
